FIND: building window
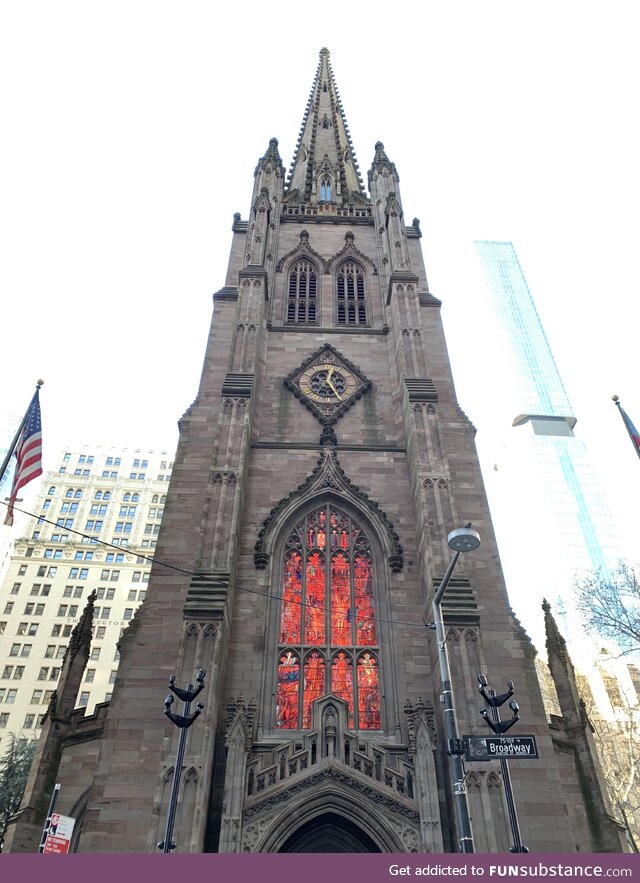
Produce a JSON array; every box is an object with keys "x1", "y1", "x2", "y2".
[
  {"x1": 286, "y1": 260, "x2": 318, "y2": 324},
  {"x1": 320, "y1": 177, "x2": 332, "y2": 201},
  {"x1": 85, "y1": 669, "x2": 95, "y2": 682},
  {"x1": 23, "y1": 714, "x2": 35, "y2": 729},
  {"x1": 0, "y1": 713, "x2": 9, "y2": 728},
  {"x1": 336, "y1": 261, "x2": 367, "y2": 325},
  {"x1": 78, "y1": 692, "x2": 90, "y2": 707},
  {"x1": 275, "y1": 504, "x2": 380, "y2": 731}
]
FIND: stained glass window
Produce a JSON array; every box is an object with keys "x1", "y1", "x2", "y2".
[{"x1": 276, "y1": 505, "x2": 381, "y2": 731}]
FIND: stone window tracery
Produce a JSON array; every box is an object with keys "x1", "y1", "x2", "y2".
[
  {"x1": 286, "y1": 259, "x2": 318, "y2": 324},
  {"x1": 276, "y1": 505, "x2": 381, "y2": 731},
  {"x1": 336, "y1": 261, "x2": 367, "y2": 325}
]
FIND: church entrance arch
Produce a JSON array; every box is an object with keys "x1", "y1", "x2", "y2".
[{"x1": 278, "y1": 812, "x2": 381, "y2": 852}]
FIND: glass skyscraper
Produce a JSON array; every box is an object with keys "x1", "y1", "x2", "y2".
[{"x1": 474, "y1": 241, "x2": 622, "y2": 653}]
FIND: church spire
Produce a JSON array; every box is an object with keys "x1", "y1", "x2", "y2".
[{"x1": 285, "y1": 48, "x2": 367, "y2": 208}]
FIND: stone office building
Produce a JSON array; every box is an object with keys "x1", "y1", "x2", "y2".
[{"x1": 6, "y1": 49, "x2": 625, "y2": 854}]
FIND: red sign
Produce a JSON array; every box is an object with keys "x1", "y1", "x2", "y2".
[{"x1": 42, "y1": 814, "x2": 75, "y2": 854}]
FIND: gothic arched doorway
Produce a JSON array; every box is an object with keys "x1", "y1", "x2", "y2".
[{"x1": 278, "y1": 812, "x2": 382, "y2": 853}]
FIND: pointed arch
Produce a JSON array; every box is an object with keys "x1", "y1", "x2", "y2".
[
  {"x1": 336, "y1": 259, "x2": 368, "y2": 325},
  {"x1": 254, "y1": 786, "x2": 404, "y2": 852},
  {"x1": 286, "y1": 258, "x2": 319, "y2": 324},
  {"x1": 254, "y1": 445, "x2": 403, "y2": 573}
]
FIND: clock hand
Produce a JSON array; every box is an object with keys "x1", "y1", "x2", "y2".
[{"x1": 326, "y1": 378, "x2": 342, "y2": 400}]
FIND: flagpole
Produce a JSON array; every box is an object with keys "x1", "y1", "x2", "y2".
[
  {"x1": 612, "y1": 395, "x2": 640, "y2": 461},
  {"x1": 0, "y1": 380, "x2": 44, "y2": 486}
]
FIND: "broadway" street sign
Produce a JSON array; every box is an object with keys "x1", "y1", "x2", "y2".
[{"x1": 464, "y1": 734, "x2": 539, "y2": 762}]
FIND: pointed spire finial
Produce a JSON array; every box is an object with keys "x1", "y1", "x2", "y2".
[
  {"x1": 284, "y1": 50, "x2": 367, "y2": 205},
  {"x1": 370, "y1": 141, "x2": 398, "y2": 179}
]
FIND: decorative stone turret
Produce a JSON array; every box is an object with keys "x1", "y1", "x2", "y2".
[
  {"x1": 4, "y1": 591, "x2": 96, "y2": 853},
  {"x1": 544, "y1": 599, "x2": 628, "y2": 852}
]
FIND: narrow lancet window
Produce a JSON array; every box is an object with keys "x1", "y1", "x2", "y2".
[
  {"x1": 336, "y1": 261, "x2": 367, "y2": 325},
  {"x1": 287, "y1": 260, "x2": 318, "y2": 323}
]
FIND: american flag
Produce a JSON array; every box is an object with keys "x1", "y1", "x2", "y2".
[
  {"x1": 4, "y1": 388, "x2": 43, "y2": 526},
  {"x1": 614, "y1": 396, "x2": 640, "y2": 461}
]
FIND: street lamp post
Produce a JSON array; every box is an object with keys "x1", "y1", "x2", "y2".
[
  {"x1": 157, "y1": 669, "x2": 206, "y2": 853},
  {"x1": 478, "y1": 674, "x2": 528, "y2": 853},
  {"x1": 428, "y1": 525, "x2": 481, "y2": 854}
]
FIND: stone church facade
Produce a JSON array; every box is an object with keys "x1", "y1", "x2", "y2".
[{"x1": 6, "y1": 49, "x2": 626, "y2": 854}]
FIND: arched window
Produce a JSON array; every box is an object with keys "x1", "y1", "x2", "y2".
[
  {"x1": 320, "y1": 177, "x2": 332, "y2": 201},
  {"x1": 336, "y1": 261, "x2": 367, "y2": 325},
  {"x1": 287, "y1": 260, "x2": 318, "y2": 324},
  {"x1": 276, "y1": 504, "x2": 381, "y2": 731}
]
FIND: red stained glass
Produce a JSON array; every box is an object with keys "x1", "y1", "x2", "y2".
[
  {"x1": 331, "y1": 552, "x2": 351, "y2": 645},
  {"x1": 277, "y1": 505, "x2": 380, "y2": 731},
  {"x1": 305, "y1": 551, "x2": 325, "y2": 644},
  {"x1": 303, "y1": 652, "x2": 325, "y2": 728},
  {"x1": 280, "y1": 551, "x2": 302, "y2": 644},
  {"x1": 357, "y1": 653, "x2": 380, "y2": 729},
  {"x1": 331, "y1": 651, "x2": 354, "y2": 728},
  {"x1": 354, "y1": 554, "x2": 376, "y2": 645},
  {"x1": 277, "y1": 652, "x2": 300, "y2": 729}
]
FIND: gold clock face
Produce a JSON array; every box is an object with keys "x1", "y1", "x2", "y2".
[
  {"x1": 284, "y1": 344, "x2": 371, "y2": 426},
  {"x1": 298, "y1": 363, "x2": 357, "y2": 404}
]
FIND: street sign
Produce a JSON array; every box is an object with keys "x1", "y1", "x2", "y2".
[
  {"x1": 464, "y1": 734, "x2": 539, "y2": 762},
  {"x1": 42, "y1": 813, "x2": 75, "y2": 854}
]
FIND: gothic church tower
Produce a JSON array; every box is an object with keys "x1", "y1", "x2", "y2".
[{"x1": 12, "y1": 49, "x2": 624, "y2": 854}]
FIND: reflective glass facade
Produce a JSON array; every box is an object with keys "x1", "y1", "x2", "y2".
[{"x1": 475, "y1": 241, "x2": 621, "y2": 649}]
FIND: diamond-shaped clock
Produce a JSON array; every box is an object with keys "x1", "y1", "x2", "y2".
[{"x1": 284, "y1": 344, "x2": 371, "y2": 425}]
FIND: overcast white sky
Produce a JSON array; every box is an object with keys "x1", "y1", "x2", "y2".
[{"x1": 2, "y1": 3, "x2": 639, "y2": 568}]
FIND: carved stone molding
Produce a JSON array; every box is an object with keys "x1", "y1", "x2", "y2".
[
  {"x1": 254, "y1": 434, "x2": 403, "y2": 572},
  {"x1": 244, "y1": 765, "x2": 419, "y2": 823},
  {"x1": 404, "y1": 697, "x2": 438, "y2": 755}
]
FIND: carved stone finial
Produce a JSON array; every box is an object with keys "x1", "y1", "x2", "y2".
[
  {"x1": 319, "y1": 426, "x2": 337, "y2": 447},
  {"x1": 543, "y1": 598, "x2": 570, "y2": 666},
  {"x1": 67, "y1": 589, "x2": 97, "y2": 660}
]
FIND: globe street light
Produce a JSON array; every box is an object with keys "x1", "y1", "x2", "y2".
[{"x1": 429, "y1": 525, "x2": 481, "y2": 853}]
